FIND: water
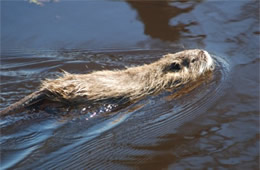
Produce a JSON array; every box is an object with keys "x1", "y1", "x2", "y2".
[{"x1": 1, "y1": 0, "x2": 259, "y2": 169}]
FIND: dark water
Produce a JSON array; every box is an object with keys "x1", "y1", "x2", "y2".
[{"x1": 1, "y1": 0, "x2": 259, "y2": 169}]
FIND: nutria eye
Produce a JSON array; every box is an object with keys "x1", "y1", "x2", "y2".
[
  {"x1": 191, "y1": 59, "x2": 196, "y2": 63},
  {"x1": 164, "y1": 62, "x2": 181, "y2": 72}
]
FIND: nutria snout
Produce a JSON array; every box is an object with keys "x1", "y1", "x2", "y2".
[{"x1": 0, "y1": 49, "x2": 215, "y2": 116}]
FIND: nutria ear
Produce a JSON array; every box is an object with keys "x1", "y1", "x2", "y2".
[{"x1": 163, "y1": 62, "x2": 181, "y2": 73}]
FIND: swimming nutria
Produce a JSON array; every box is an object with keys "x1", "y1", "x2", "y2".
[{"x1": 0, "y1": 49, "x2": 214, "y2": 117}]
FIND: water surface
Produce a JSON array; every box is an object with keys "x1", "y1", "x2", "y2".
[{"x1": 1, "y1": 0, "x2": 259, "y2": 169}]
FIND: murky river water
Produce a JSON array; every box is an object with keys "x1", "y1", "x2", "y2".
[{"x1": 1, "y1": 0, "x2": 259, "y2": 169}]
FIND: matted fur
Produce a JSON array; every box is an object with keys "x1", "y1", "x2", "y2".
[{"x1": 0, "y1": 49, "x2": 214, "y2": 116}]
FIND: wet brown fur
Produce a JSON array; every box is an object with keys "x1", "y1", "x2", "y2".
[{"x1": 0, "y1": 49, "x2": 214, "y2": 116}]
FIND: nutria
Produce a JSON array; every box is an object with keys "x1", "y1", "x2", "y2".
[{"x1": 0, "y1": 49, "x2": 214, "y2": 117}]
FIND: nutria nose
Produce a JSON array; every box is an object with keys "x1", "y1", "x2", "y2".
[
  {"x1": 201, "y1": 50, "x2": 210, "y2": 60},
  {"x1": 199, "y1": 50, "x2": 211, "y2": 61},
  {"x1": 199, "y1": 50, "x2": 206, "y2": 59},
  {"x1": 201, "y1": 50, "x2": 214, "y2": 69}
]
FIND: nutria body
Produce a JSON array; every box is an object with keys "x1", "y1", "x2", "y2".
[{"x1": 0, "y1": 49, "x2": 214, "y2": 116}]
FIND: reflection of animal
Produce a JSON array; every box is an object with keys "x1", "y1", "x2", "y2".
[
  {"x1": 127, "y1": 1, "x2": 196, "y2": 41},
  {"x1": 0, "y1": 49, "x2": 214, "y2": 117}
]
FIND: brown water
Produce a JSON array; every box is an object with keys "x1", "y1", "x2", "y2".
[{"x1": 1, "y1": 0, "x2": 259, "y2": 169}]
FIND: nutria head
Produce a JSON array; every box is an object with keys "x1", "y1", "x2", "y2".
[{"x1": 158, "y1": 49, "x2": 214, "y2": 88}]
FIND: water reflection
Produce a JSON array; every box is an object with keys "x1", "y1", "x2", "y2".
[{"x1": 127, "y1": 1, "x2": 200, "y2": 42}]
